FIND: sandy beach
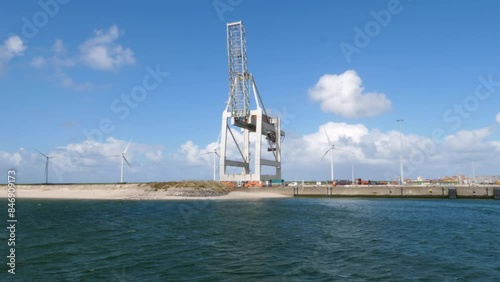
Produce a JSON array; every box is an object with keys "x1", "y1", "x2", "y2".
[{"x1": 1, "y1": 184, "x2": 289, "y2": 200}]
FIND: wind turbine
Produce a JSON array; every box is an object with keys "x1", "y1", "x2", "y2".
[
  {"x1": 113, "y1": 140, "x2": 132, "y2": 183},
  {"x1": 321, "y1": 128, "x2": 351, "y2": 185},
  {"x1": 36, "y1": 150, "x2": 56, "y2": 184},
  {"x1": 202, "y1": 133, "x2": 220, "y2": 181},
  {"x1": 322, "y1": 128, "x2": 337, "y2": 185}
]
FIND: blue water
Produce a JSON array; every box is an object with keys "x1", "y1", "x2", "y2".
[{"x1": 1, "y1": 198, "x2": 499, "y2": 281}]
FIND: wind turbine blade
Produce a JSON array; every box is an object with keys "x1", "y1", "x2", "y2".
[
  {"x1": 51, "y1": 151, "x2": 66, "y2": 157},
  {"x1": 215, "y1": 152, "x2": 220, "y2": 157},
  {"x1": 123, "y1": 139, "x2": 132, "y2": 154},
  {"x1": 35, "y1": 149, "x2": 48, "y2": 158},
  {"x1": 107, "y1": 155, "x2": 121, "y2": 158},
  {"x1": 323, "y1": 127, "x2": 332, "y2": 146},
  {"x1": 201, "y1": 152, "x2": 212, "y2": 156},
  {"x1": 123, "y1": 156, "x2": 132, "y2": 168},
  {"x1": 321, "y1": 149, "x2": 330, "y2": 160}
]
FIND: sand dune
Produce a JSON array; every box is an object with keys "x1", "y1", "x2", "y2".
[{"x1": 1, "y1": 184, "x2": 289, "y2": 200}]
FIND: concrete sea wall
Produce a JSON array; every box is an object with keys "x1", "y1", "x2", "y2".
[{"x1": 242, "y1": 185, "x2": 500, "y2": 199}]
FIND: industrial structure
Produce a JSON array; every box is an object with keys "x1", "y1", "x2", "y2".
[{"x1": 219, "y1": 21, "x2": 285, "y2": 182}]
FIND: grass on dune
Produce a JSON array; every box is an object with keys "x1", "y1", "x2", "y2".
[{"x1": 148, "y1": 181, "x2": 234, "y2": 192}]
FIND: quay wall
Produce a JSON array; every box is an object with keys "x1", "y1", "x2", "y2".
[{"x1": 241, "y1": 185, "x2": 500, "y2": 199}]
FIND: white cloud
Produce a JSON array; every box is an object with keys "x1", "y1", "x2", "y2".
[
  {"x1": 174, "y1": 122, "x2": 500, "y2": 182},
  {"x1": 445, "y1": 128, "x2": 492, "y2": 152},
  {"x1": 145, "y1": 149, "x2": 163, "y2": 162},
  {"x1": 0, "y1": 149, "x2": 24, "y2": 166},
  {"x1": 309, "y1": 70, "x2": 392, "y2": 118},
  {"x1": 177, "y1": 141, "x2": 204, "y2": 165},
  {"x1": 0, "y1": 138, "x2": 165, "y2": 183},
  {"x1": 4, "y1": 126, "x2": 499, "y2": 183},
  {"x1": 30, "y1": 56, "x2": 46, "y2": 68},
  {"x1": 48, "y1": 39, "x2": 84, "y2": 90},
  {"x1": 60, "y1": 137, "x2": 164, "y2": 165},
  {"x1": 32, "y1": 39, "x2": 87, "y2": 90},
  {"x1": 79, "y1": 24, "x2": 135, "y2": 71},
  {"x1": 288, "y1": 122, "x2": 369, "y2": 167},
  {"x1": 0, "y1": 35, "x2": 27, "y2": 60},
  {"x1": 58, "y1": 137, "x2": 164, "y2": 182},
  {"x1": 174, "y1": 122, "x2": 393, "y2": 180},
  {"x1": 50, "y1": 39, "x2": 77, "y2": 68},
  {"x1": 175, "y1": 136, "x2": 231, "y2": 167},
  {"x1": 0, "y1": 35, "x2": 27, "y2": 73},
  {"x1": 496, "y1": 113, "x2": 500, "y2": 126},
  {"x1": 30, "y1": 25, "x2": 134, "y2": 90}
]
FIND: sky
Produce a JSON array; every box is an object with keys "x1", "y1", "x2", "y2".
[{"x1": 1, "y1": 0, "x2": 500, "y2": 183}]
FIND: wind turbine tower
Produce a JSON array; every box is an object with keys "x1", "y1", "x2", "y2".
[
  {"x1": 113, "y1": 140, "x2": 132, "y2": 183},
  {"x1": 219, "y1": 21, "x2": 285, "y2": 182},
  {"x1": 37, "y1": 150, "x2": 56, "y2": 184}
]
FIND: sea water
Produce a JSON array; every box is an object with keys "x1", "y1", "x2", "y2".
[{"x1": 1, "y1": 198, "x2": 499, "y2": 281}]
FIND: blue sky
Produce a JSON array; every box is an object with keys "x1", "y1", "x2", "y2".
[{"x1": 1, "y1": 0, "x2": 500, "y2": 183}]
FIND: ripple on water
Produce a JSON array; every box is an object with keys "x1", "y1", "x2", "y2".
[{"x1": 9, "y1": 198, "x2": 500, "y2": 281}]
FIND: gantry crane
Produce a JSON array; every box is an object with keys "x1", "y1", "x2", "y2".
[{"x1": 219, "y1": 21, "x2": 285, "y2": 182}]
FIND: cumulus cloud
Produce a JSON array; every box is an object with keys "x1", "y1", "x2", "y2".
[
  {"x1": 175, "y1": 122, "x2": 389, "y2": 180},
  {"x1": 30, "y1": 39, "x2": 90, "y2": 90},
  {"x1": 60, "y1": 137, "x2": 164, "y2": 164},
  {"x1": 50, "y1": 39, "x2": 77, "y2": 68},
  {"x1": 174, "y1": 122, "x2": 500, "y2": 182},
  {"x1": 0, "y1": 35, "x2": 27, "y2": 74},
  {"x1": 309, "y1": 70, "x2": 392, "y2": 118},
  {"x1": 0, "y1": 149, "x2": 24, "y2": 167},
  {"x1": 292, "y1": 122, "x2": 369, "y2": 166},
  {"x1": 4, "y1": 126, "x2": 500, "y2": 183},
  {"x1": 445, "y1": 128, "x2": 493, "y2": 152},
  {"x1": 30, "y1": 25, "x2": 135, "y2": 90},
  {"x1": 174, "y1": 132, "x2": 240, "y2": 167},
  {"x1": 58, "y1": 137, "x2": 164, "y2": 182},
  {"x1": 0, "y1": 138, "x2": 165, "y2": 183},
  {"x1": 0, "y1": 36, "x2": 27, "y2": 60},
  {"x1": 79, "y1": 24, "x2": 135, "y2": 71},
  {"x1": 177, "y1": 141, "x2": 204, "y2": 165}
]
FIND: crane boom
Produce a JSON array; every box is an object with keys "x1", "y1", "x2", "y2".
[{"x1": 227, "y1": 21, "x2": 250, "y2": 120}]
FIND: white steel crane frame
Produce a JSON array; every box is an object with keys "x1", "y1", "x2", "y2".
[{"x1": 219, "y1": 21, "x2": 285, "y2": 182}]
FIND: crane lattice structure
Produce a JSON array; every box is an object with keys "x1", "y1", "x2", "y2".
[{"x1": 219, "y1": 21, "x2": 285, "y2": 182}]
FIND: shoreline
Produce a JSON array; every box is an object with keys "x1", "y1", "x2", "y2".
[
  {"x1": 0, "y1": 184, "x2": 290, "y2": 201},
  {"x1": 1, "y1": 184, "x2": 499, "y2": 200}
]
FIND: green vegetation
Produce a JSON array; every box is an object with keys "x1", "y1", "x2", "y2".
[{"x1": 148, "y1": 181, "x2": 234, "y2": 192}]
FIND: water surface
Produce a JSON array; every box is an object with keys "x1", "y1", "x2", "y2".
[{"x1": 2, "y1": 198, "x2": 499, "y2": 281}]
